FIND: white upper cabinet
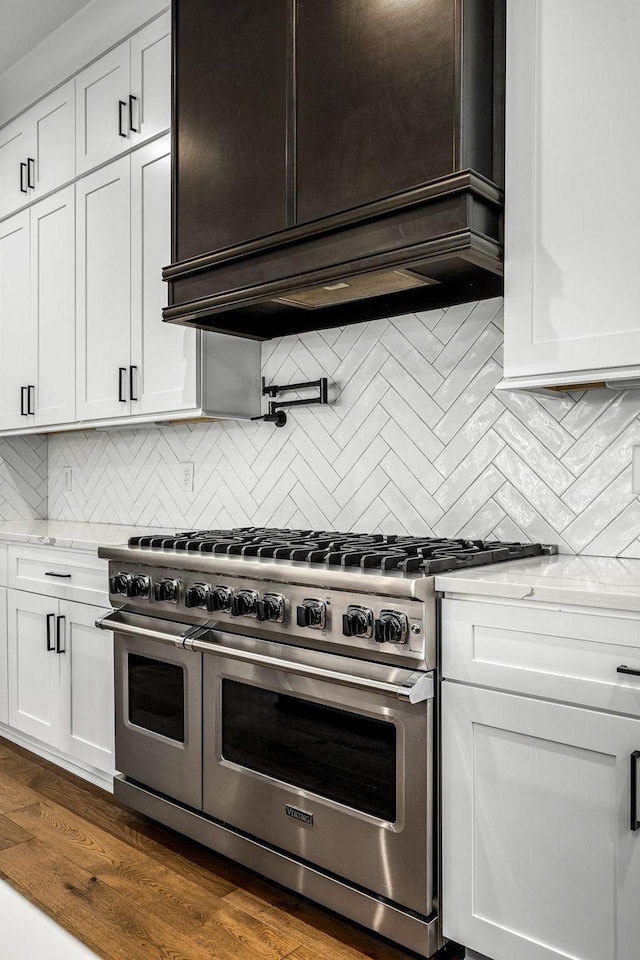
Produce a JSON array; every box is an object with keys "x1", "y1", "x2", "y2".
[
  {"x1": 0, "y1": 81, "x2": 75, "y2": 221},
  {"x1": 75, "y1": 157, "x2": 131, "y2": 421},
  {"x1": 130, "y1": 134, "x2": 197, "y2": 415},
  {"x1": 503, "y1": 0, "x2": 640, "y2": 390},
  {"x1": 32, "y1": 186, "x2": 76, "y2": 427},
  {"x1": 0, "y1": 211, "x2": 34, "y2": 431},
  {"x1": 75, "y1": 12, "x2": 170, "y2": 175}
]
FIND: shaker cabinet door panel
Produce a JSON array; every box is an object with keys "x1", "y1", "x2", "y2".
[
  {"x1": 0, "y1": 117, "x2": 30, "y2": 219},
  {"x1": 131, "y1": 135, "x2": 197, "y2": 415},
  {"x1": 75, "y1": 42, "x2": 131, "y2": 175},
  {"x1": 76, "y1": 158, "x2": 131, "y2": 421},
  {"x1": 0, "y1": 587, "x2": 7, "y2": 726},
  {"x1": 7, "y1": 590, "x2": 61, "y2": 747},
  {"x1": 30, "y1": 80, "x2": 76, "y2": 198},
  {"x1": 0, "y1": 211, "x2": 35, "y2": 431},
  {"x1": 442, "y1": 681, "x2": 640, "y2": 960},
  {"x1": 31, "y1": 186, "x2": 76, "y2": 427},
  {"x1": 505, "y1": 0, "x2": 640, "y2": 380},
  {"x1": 58, "y1": 601, "x2": 114, "y2": 773},
  {"x1": 129, "y1": 12, "x2": 171, "y2": 146}
]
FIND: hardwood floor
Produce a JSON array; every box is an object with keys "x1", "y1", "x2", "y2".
[{"x1": 0, "y1": 737, "x2": 441, "y2": 960}]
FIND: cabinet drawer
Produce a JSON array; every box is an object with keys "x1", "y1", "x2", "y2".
[
  {"x1": 8, "y1": 546, "x2": 108, "y2": 606},
  {"x1": 442, "y1": 598, "x2": 640, "y2": 716},
  {"x1": 0, "y1": 545, "x2": 7, "y2": 587}
]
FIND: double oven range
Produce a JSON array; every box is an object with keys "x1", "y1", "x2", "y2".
[{"x1": 97, "y1": 529, "x2": 549, "y2": 956}]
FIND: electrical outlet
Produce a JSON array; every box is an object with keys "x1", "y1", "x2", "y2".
[
  {"x1": 180, "y1": 462, "x2": 194, "y2": 492},
  {"x1": 633, "y1": 447, "x2": 640, "y2": 494},
  {"x1": 62, "y1": 466, "x2": 72, "y2": 492}
]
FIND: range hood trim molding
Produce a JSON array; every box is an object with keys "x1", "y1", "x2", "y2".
[
  {"x1": 163, "y1": 170, "x2": 503, "y2": 283},
  {"x1": 163, "y1": 229, "x2": 503, "y2": 326}
]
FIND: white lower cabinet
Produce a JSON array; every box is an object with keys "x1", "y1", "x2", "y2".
[
  {"x1": 442, "y1": 600, "x2": 640, "y2": 960},
  {"x1": 0, "y1": 585, "x2": 7, "y2": 726},
  {"x1": 6, "y1": 589, "x2": 113, "y2": 775}
]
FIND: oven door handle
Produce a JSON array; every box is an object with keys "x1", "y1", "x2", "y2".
[
  {"x1": 95, "y1": 610, "x2": 202, "y2": 647},
  {"x1": 186, "y1": 636, "x2": 434, "y2": 704}
]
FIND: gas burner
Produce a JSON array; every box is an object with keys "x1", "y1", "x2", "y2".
[{"x1": 129, "y1": 527, "x2": 549, "y2": 575}]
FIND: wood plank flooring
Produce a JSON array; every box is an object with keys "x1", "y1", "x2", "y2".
[{"x1": 0, "y1": 737, "x2": 454, "y2": 960}]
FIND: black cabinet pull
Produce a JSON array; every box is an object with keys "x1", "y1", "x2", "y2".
[
  {"x1": 45, "y1": 571, "x2": 71, "y2": 578},
  {"x1": 27, "y1": 157, "x2": 35, "y2": 189},
  {"x1": 20, "y1": 386, "x2": 28, "y2": 416},
  {"x1": 631, "y1": 751, "x2": 640, "y2": 831},
  {"x1": 128, "y1": 94, "x2": 138, "y2": 132},
  {"x1": 27, "y1": 384, "x2": 35, "y2": 415},
  {"x1": 56, "y1": 615, "x2": 66, "y2": 654},
  {"x1": 618, "y1": 665, "x2": 640, "y2": 677},
  {"x1": 118, "y1": 100, "x2": 127, "y2": 137},
  {"x1": 118, "y1": 367, "x2": 127, "y2": 402},
  {"x1": 46, "y1": 613, "x2": 55, "y2": 652},
  {"x1": 19, "y1": 162, "x2": 27, "y2": 193},
  {"x1": 129, "y1": 365, "x2": 138, "y2": 401}
]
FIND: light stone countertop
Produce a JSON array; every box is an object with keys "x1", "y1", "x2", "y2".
[
  {"x1": 0, "y1": 520, "x2": 175, "y2": 552},
  {"x1": 435, "y1": 553, "x2": 640, "y2": 614}
]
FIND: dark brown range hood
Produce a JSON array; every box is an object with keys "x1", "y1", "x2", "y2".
[{"x1": 164, "y1": 0, "x2": 505, "y2": 341}]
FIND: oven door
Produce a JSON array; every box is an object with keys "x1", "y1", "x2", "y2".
[
  {"x1": 110, "y1": 612, "x2": 203, "y2": 810},
  {"x1": 197, "y1": 630, "x2": 434, "y2": 916}
]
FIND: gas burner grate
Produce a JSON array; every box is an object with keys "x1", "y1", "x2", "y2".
[{"x1": 129, "y1": 528, "x2": 549, "y2": 575}]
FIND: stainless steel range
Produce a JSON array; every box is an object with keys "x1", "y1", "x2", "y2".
[{"x1": 97, "y1": 529, "x2": 552, "y2": 956}]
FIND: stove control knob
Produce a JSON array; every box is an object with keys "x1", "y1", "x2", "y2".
[
  {"x1": 110, "y1": 572, "x2": 131, "y2": 596},
  {"x1": 374, "y1": 610, "x2": 408, "y2": 645},
  {"x1": 231, "y1": 589, "x2": 259, "y2": 618},
  {"x1": 185, "y1": 583, "x2": 210, "y2": 608},
  {"x1": 296, "y1": 599, "x2": 326, "y2": 630},
  {"x1": 154, "y1": 578, "x2": 179, "y2": 603},
  {"x1": 207, "y1": 586, "x2": 233, "y2": 613},
  {"x1": 257, "y1": 593, "x2": 285, "y2": 623},
  {"x1": 342, "y1": 605, "x2": 373, "y2": 638},
  {"x1": 127, "y1": 575, "x2": 151, "y2": 599}
]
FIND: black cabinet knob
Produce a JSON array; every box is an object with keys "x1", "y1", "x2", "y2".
[
  {"x1": 154, "y1": 578, "x2": 179, "y2": 603},
  {"x1": 296, "y1": 599, "x2": 326, "y2": 629},
  {"x1": 185, "y1": 583, "x2": 209, "y2": 608},
  {"x1": 231, "y1": 589, "x2": 258, "y2": 617},
  {"x1": 257, "y1": 593, "x2": 285, "y2": 622},
  {"x1": 374, "y1": 610, "x2": 408, "y2": 645},
  {"x1": 206, "y1": 586, "x2": 233, "y2": 612},
  {"x1": 342, "y1": 605, "x2": 373, "y2": 638}
]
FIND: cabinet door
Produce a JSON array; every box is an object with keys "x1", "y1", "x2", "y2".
[
  {"x1": 0, "y1": 211, "x2": 35, "y2": 431},
  {"x1": 29, "y1": 80, "x2": 75, "y2": 198},
  {"x1": 0, "y1": 116, "x2": 30, "y2": 219},
  {"x1": 6, "y1": 590, "x2": 61, "y2": 746},
  {"x1": 31, "y1": 186, "x2": 75, "y2": 427},
  {"x1": 442, "y1": 682, "x2": 640, "y2": 960},
  {"x1": 75, "y1": 41, "x2": 130, "y2": 175},
  {"x1": 295, "y1": 0, "x2": 455, "y2": 223},
  {"x1": 174, "y1": 0, "x2": 289, "y2": 259},
  {"x1": 58, "y1": 601, "x2": 114, "y2": 773},
  {"x1": 0, "y1": 587, "x2": 7, "y2": 726},
  {"x1": 129, "y1": 13, "x2": 171, "y2": 147},
  {"x1": 130, "y1": 134, "x2": 197, "y2": 415},
  {"x1": 76, "y1": 157, "x2": 131, "y2": 421},
  {"x1": 504, "y1": 0, "x2": 640, "y2": 380}
]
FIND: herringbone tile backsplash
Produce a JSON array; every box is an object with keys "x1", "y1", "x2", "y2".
[
  {"x1": 43, "y1": 297, "x2": 640, "y2": 556},
  {"x1": 0, "y1": 436, "x2": 47, "y2": 520}
]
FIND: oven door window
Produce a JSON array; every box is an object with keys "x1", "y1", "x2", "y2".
[
  {"x1": 221, "y1": 679, "x2": 396, "y2": 821},
  {"x1": 128, "y1": 653, "x2": 185, "y2": 742}
]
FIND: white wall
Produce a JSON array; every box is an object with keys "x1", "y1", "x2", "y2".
[{"x1": 0, "y1": 0, "x2": 168, "y2": 126}]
